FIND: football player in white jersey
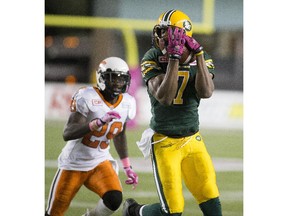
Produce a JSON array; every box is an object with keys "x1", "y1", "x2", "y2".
[{"x1": 45, "y1": 57, "x2": 138, "y2": 216}]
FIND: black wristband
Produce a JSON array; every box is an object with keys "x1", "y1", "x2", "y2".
[
  {"x1": 195, "y1": 46, "x2": 204, "y2": 54},
  {"x1": 169, "y1": 54, "x2": 181, "y2": 60},
  {"x1": 99, "y1": 118, "x2": 106, "y2": 125}
]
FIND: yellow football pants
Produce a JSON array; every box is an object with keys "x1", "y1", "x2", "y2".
[{"x1": 151, "y1": 132, "x2": 220, "y2": 214}]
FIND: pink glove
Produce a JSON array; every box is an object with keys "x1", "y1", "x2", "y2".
[
  {"x1": 184, "y1": 35, "x2": 203, "y2": 55},
  {"x1": 166, "y1": 27, "x2": 186, "y2": 59},
  {"x1": 89, "y1": 111, "x2": 121, "y2": 131},
  {"x1": 124, "y1": 166, "x2": 138, "y2": 189}
]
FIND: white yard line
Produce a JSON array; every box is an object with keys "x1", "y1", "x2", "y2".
[{"x1": 45, "y1": 157, "x2": 243, "y2": 172}]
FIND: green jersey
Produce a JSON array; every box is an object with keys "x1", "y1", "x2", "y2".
[{"x1": 141, "y1": 47, "x2": 215, "y2": 137}]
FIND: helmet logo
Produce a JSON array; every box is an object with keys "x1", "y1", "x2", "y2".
[{"x1": 183, "y1": 20, "x2": 192, "y2": 32}]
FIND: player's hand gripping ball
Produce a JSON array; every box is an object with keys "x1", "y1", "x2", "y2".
[
  {"x1": 184, "y1": 35, "x2": 203, "y2": 55},
  {"x1": 161, "y1": 27, "x2": 193, "y2": 64},
  {"x1": 166, "y1": 27, "x2": 186, "y2": 59}
]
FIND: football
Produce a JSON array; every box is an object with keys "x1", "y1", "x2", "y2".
[{"x1": 179, "y1": 46, "x2": 193, "y2": 64}]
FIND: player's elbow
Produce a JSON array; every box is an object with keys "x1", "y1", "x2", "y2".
[
  {"x1": 157, "y1": 97, "x2": 173, "y2": 106},
  {"x1": 197, "y1": 90, "x2": 213, "y2": 98},
  {"x1": 62, "y1": 132, "x2": 69, "y2": 141},
  {"x1": 155, "y1": 92, "x2": 175, "y2": 106},
  {"x1": 62, "y1": 129, "x2": 73, "y2": 141},
  {"x1": 196, "y1": 84, "x2": 214, "y2": 98}
]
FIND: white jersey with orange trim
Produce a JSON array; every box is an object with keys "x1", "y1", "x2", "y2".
[{"x1": 58, "y1": 86, "x2": 136, "y2": 171}]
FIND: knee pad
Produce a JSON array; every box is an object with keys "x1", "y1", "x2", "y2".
[{"x1": 102, "y1": 190, "x2": 123, "y2": 211}]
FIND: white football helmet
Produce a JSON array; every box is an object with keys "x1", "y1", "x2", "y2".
[{"x1": 96, "y1": 57, "x2": 131, "y2": 95}]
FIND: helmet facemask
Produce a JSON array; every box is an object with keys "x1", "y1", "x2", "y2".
[
  {"x1": 152, "y1": 25, "x2": 168, "y2": 48},
  {"x1": 101, "y1": 70, "x2": 131, "y2": 96}
]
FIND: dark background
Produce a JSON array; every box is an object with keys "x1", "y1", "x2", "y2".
[{"x1": 45, "y1": 0, "x2": 243, "y2": 90}]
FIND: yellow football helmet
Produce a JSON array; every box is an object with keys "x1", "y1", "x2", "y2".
[{"x1": 152, "y1": 9, "x2": 193, "y2": 48}]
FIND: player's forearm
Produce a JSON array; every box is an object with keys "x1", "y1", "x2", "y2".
[
  {"x1": 114, "y1": 138, "x2": 129, "y2": 159},
  {"x1": 63, "y1": 123, "x2": 90, "y2": 141},
  {"x1": 154, "y1": 58, "x2": 179, "y2": 105},
  {"x1": 113, "y1": 126, "x2": 129, "y2": 159},
  {"x1": 195, "y1": 54, "x2": 214, "y2": 98}
]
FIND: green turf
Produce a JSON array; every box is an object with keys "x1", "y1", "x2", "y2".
[{"x1": 45, "y1": 120, "x2": 243, "y2": 216}]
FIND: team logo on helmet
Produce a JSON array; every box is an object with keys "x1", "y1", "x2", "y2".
[{"x1": 183, "y1": 20, "x2": 192, "y2": 32}]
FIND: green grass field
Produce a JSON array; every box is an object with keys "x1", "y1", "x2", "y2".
[{"x1": 45, "y1": 120, "x2": 243, "y2": 216}]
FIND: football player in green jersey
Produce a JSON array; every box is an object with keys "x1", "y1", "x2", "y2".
[{"x1": 122, "y1": 9, "x2": 222, "y2": 216}]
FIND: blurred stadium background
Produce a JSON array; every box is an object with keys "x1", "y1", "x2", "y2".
[{"x1": 45, "y1": 0, "x2": 243, "y2": 215}]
